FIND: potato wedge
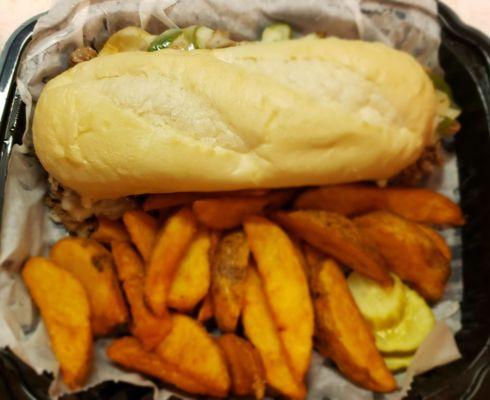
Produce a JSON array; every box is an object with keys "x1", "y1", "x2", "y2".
[
  {"x1": 143, "y1": 193, "x2": 203, "y2": 212},
  {"x1": 242, "y1": 269, "x2": 306, "y2": 399},
  {"x1": 211, "y1": 231, "x2": 250, "y2": 332},
  {"x1": 355, "y1": 211, "x2": 450, "y2": 301},
  {"x1": 50, "y1": 237, "x2": 128, "y2": 336},
  {"x1": 217, "y1": 334, "x2": 266, "y2": 399},
  {"x1": 123, "y1": 210, "x2": 158, "y2": 262},
  {"x1": 168, "y1": 229, "x2": 211, "y2": 312},
  {"x1": 143, "y1": 190, "x2": 271, "y2": 212},
  {"x1": 145, "y1": 207, "x2": 197, "y2": 316},
  {"x1": 417, "y1": 225, "x2": 451, "y2": 261},
  {"x1": 294, "y1": 184, "x2": 464, "y2": 225},
  {"x1": 193, "y1": 191, "x2": 292, "y2": 229},
  {"x1": 274, "y1": 210, "x2": 392, "y2": 286},
  {"x1": 156, "y1": 314, "x2": 230, "y2": 397},
  {"x1": 244, "y1": 216, "x2": 313, "y2": 381},
  {"x1": 347, "y1": 272, "x2": 406, "y2": 330},
  {"x1": 90, "y1": 217, "x2": 129, "y2": 243},
  {"x1": 375, "y1": 288, "x2": 435, "y2": 353},
  {"x1": 111, "y1": 242, "x2": 171, "y2": 350},
  {"x1": 107, "y1": 337, "x2": 214, "y2": 395},
  {"x1": 308, "y1": 256, "x2": 396, "y2": 392},
  {"x1": 22, "y1": 257, "x2": 92, "y2": 389},
  {"x1": 197, "y1": 293, "x2": 214, "y2": 323}
]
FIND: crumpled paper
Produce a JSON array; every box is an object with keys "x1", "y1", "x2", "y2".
[{"x1": 0, "y1": 0, "x2": 461, "y2": 399}]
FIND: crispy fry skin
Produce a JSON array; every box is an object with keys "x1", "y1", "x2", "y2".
[
  {"x1": 308, "y1": 256, "x2": 396, "y2": 392},
  {"x1": 145, "y1": 208, "x2": 197, "y2": 316},
  {"x1": 217, "y1": 334, "x2": 266, "y2": 399},
  {"x1": 50, "y1": 238, "x2": 128, "y2": 336},
  {"x1": 417, "y1": 225, "x2": 451, "y2": 261},
  {"x1": 193, "y1": 191, "x2": 292, "y2": 229},
  {"x1": 244, "y1": 216, "x2": 313, "y2": 381},
  {"x1": 242, "y1": 269, "x2": 306, "y2": 400},
  {"x1": 107, "y1": 337, "x2": 214, "y2": 395},
  {"x1": 156, "y1": 314, "x2": 230, "y2": 397},
  {"x1": 274, "y1": 210, "x2": 392, "y2": 286},
  {"x1": 295, "y1": 184, "x2": 464, "y2": 225},
  {"x1": 111, "y1": 242, "x2": 171, "y2": 350},
  {"x1": 197, "y1": 293, "x2": 214, "y2": 323},
  {"x1": 211, "y1": 231, "x2": 250, "y2": 332},
  {"x1": 355, "y1": 212, "x2": 450, "y2": 301},
  {"x1": 123, "y1": 210, "x2": 159, "y2": 262},
  {"x1": 168, "y1": 229, "x2": 211, "y2": 312},
  {"x1": 90, "y1": 217, "x2": 129, "y2": 243},
  {"x1": 22, "y1": 257, "x2": 92, "y2": 389}
]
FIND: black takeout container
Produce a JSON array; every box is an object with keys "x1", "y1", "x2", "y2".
[{"x1": 0, "y1": 3, "x2": 489, "y2": 399}]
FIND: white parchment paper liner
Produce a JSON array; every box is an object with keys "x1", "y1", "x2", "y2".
[{"x1": 0, "y1": 0, "x2": 462, "y2": 399}]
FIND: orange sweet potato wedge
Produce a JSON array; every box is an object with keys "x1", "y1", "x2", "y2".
[
  {"x1": 193, "y1": 191, "x2": 292, "y2": 230},
  {"x1": 123, "y1": 210, "x2": 159, "y2": 262},
  {"x1": 217, "y1": 334, "x2": 266, "y2": 399},
  {"x1": 355, "y1": 211, "x2": 451, "y2": 301},
  {"x1": 50, "y1": 237, "x2": 128, "y2": 336},
  {"x1": 23, "y1": 257, "x2": 92, "y2": 389},
  {"x1": 308, "y1": 255, "x2": 396, "y2": 392},
  {"x1": 107, "y1": 337, "x2": 216, "y2": 396},
  {"x1": 90, "y1": 217, "x2": 129, "y2": 243},
  {"x1": 145, "y1": 207, "x2": 197, "y2": 316},
  {"x1": 242, "y1": 269, "x2": 306, "y2": 400},
  {"x1": 273, "y1": 210, "x2": 392, "y2": 286},
  {"x1": 244, "y1": 216, "x2": 313, "y2": 382},
  {"x1": 156, "y1": 314, "x2": 230, "y2": 397},
  {"x1": 295, "y1": 184, "x2": 464, "y2": 225},
  {"x1": 211, "y1": 231, "x2": 250, "y2": 332},
  {"x1": 111, "y1": 241, "x2": 171, "y2": 350}
]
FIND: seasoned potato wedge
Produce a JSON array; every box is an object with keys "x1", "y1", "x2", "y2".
[
  {"x1": 99, "y1": 27, "x2": 155, "y2": 55},
  {"x1": 294, "y1": 184, "x2": 464, "y2": 225},
  {"x1": 417, "y1": 225, "x2": 451, "y2": 261},
  {"x1": 375, "y1": 288, "x2": 435, "y2": 353},
  {"x1": 22, "y1": 257, "x2": 92, "y2": 389},
  {"x1": 197, "y1": 293, "x2": 214, "y2": 323},
  {"x1": 217, "y1": 334, "x2": 266, "y2": 399},
  {"x1": 111, "y1": 242, "x2": 171, "y2": 350},
  {"x1": 143, "y1": 192, "x2": 203, "y2": 212},
  {"x1": 50, "y1": 237, "x2": 128, "y2": 336},
  {"x1": 211, "y1": 231, "x2": 250, "y2": 332},
  {"x1": 145, "y1": 207, "x2": 197, "y2": 316},
  {"x1": 274, "y1": 210, "x2": 392, "y2": 286},
  {"x1": 193, "y1": 191, "x2": 292, "y2": 229},
  {"x1": 383, "y1": 354, "x2": 414, "y2": 372},
  {"x1": 156, "y1": 314, "x2": 230, "y2": 397},
  {"x1": 347, "y1": 272, "x2": 406, "y2": 330},
  {"x1": 107, "y1": 337, "x2": 214, "y2": 395},
  {"x1": 90, "y1": 217, "x2": 129, "y2": 243},
  {"x1": 355, "y1": 211, "x2": 450, "y2": 301},
  {"x1": 309, "y1": 256, "x2": 396, "y2": 392},
  {"x1": 123, "y1": 210, "x2": 159, "y2": 262},
  {"x1": 242, "y1": 269, "x2": 305, "y2": 399},
  {"x1": 244, "y1": 216, "x2": 313, "y2": 381},
  {"x1": 168, "y1": 229, "x2": 211, "y2": 312}
]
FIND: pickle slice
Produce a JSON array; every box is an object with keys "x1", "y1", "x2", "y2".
[
  {"x1": 347, "y1": 272, "x2": 406, "y2": 330},
  {"x1": 375, "y1": 288, "x2": 435, "y2": 353}
]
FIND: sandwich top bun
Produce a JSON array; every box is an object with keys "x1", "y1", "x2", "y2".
[{"x1": 33, "y1": 37, "x2": 436, "y2": 200}]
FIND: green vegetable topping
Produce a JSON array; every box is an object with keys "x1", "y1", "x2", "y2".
[{"x1": 261, "y1": 23, "x2": 292, "y2": 43}]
